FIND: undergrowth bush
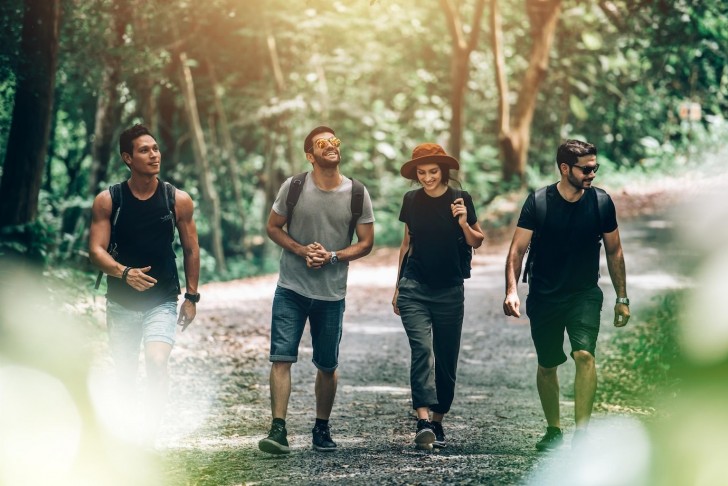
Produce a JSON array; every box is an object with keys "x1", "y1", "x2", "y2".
[{"x1": 597, "y1": 291, "x2": 684, "y2": 409}]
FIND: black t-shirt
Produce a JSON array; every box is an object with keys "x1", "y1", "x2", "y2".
[
  {"x1": 517, "y1": 184, "x2": 618, "y2": 300},
  {"x1": 106, "y1": 181, "x2": 180, "y2": 310},
  {"x1": 399, "y1": 187, "x2": 477, "y2": 288}
]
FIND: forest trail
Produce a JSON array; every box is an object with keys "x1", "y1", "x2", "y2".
[{"x1": 153, "y1": 185, "x2": 693, "y2": 485}]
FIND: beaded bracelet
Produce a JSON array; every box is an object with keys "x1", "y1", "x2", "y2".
[{"x1": 121, "y1": 266, "x2": 132, "y2": 282}]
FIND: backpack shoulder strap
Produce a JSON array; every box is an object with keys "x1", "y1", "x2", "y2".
[
  {"x1": 285, "y1": 172, "x2": 307, "y2": 230},
  {"x1": 451, "y1": 187, "x2": 462, "y2": 201},
  {"x1": 108, "y1": 182, "x2": 123, "y2": 243},
  {"x1": 162, "y1": 180, "x2": 177, "y2": 240},
  {"x1": 95, "y1": 183, "x2": 123, "y2": 290},
  {"x1": 533, "y1": 186, "x2": 548, "y2": 231},
  {"x1": 522, "y1": 186, "x2": 548, "y2": 284},
  {"x1": 164, "y1": 181, "x2": 177, "y2": 213},
  {"x1": 593, "y1": 186, "x2": 609, "y2": 232},
  {"x1": 347, "y1": 178, "x2": 365, "y2": 243}
]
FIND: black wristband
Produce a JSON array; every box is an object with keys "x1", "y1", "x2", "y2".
[
  {"x1": 184, "y1": 292, "x2": 200, "y2": 303},
  {"x1": 121, "y1": 266, "x2": 131, "y2": 282}
]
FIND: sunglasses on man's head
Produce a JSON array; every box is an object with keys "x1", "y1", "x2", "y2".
[
  {"x1": 312, "y1": 137, "x2": 341, "y2": 150},
  {"x1": 570, "y1": 163, "x2": 599, "y2": 175}
]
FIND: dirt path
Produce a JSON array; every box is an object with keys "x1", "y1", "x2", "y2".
[{"x1": 157, "y1": 197, "x2": 689, "y2": 485}]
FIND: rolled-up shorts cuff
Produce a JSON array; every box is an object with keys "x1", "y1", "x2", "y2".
[
  {"x1": 270, "y1": 354, "x2": 298, "y2": 363},
  {"x1": 145, "y1": 334, "x2": 175, "y2": 346},
  {"x1": 412, "y1": 400, "x2": 439, "y2": 410},
  {"x1": 313, "y1": 360, "x2": 338, "y2": 373},
  {"x1": 538, "y1": 355, "x2": 568, "y2": 369}
]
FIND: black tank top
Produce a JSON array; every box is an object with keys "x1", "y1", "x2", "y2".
[{"x1": 106, "y1": 180, "x2": 180, "y2": 310}]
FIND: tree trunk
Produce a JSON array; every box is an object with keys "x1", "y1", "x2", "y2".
[
  {"x1": 88, "y1": 3, "x2": 128, "y2": 195},
  {"x1": 491, "y1": 0, "x2": 562, "y2": 183},
  {"x1": 0, "y1": 0, "x2": 61, "y2": 227},
  {"x1": 178, "y1": 51, "x2": 226, "y2": 273},
  {"x1": 439, "y1": 0, "x2": 486, "y2": 164},
  {"x1": 449, "y1": 54, "x2": 468, "y2": 163},
  {"x1": 265, "y1": 31, "x2": 295, "y2": 207},
  {"x1": 207, "y1": 60, "x2": 246, "y2": 240},
  {"x1": 158, "y1": 59, "x2": 179, "y2": 174}
]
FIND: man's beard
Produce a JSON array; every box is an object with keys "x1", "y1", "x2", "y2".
[
  {"x1": 567, "y1": 171, "x2": 591, "y2": 190},
  {"x1": 312, "y1": 150, "x2": 340, "y2": 168}
]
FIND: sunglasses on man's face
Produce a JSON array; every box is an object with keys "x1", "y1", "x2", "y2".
[
  {"x1": 570, "y1": 163, "x2": 599, "y2": 175},
  {"x1": 313, "y1": 137, "x2": 341, "y2": 150}
]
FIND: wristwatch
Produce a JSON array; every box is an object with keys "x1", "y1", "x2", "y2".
[
  {"x1": 184, "y1": 292, "x2": 201, "y2": 303},
  {"x1": 329, "y1": 251, "x2": 339, "y2": 265},
  {"x1": 616, "y1": 297, "x2": 630, "y2": 305}
]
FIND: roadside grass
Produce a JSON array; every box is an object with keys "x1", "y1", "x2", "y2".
[{"x1": 596, "y1": 290, "x2": 684, "y2": 414}]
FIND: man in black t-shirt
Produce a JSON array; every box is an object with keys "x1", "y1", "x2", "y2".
[
  {"x1": 503, "y1": 139, "x2": 630, "y2": 451},
  {"x1": 89, "y1": 124, "x2": 200, "y2": 446}
]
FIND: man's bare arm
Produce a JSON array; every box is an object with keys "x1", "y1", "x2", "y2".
[{"x1": 503, "y1": 227, "x2": 533, "y2": 317}]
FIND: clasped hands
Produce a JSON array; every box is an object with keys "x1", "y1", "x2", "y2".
[{"x1": 305, "y1": 242, "x2": 330, "y2": 269}]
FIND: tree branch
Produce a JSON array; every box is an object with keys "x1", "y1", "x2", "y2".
[
  {"x1": 514, "y1": 0, "x2": 561, "y2": 132},
  {"x1": 467, "y1": 0, "x2": 486, "y2": 52},
  {"x1": 491, "y1": 0, "x2": 510, "y2": 135},
  {"x1": 439, "y1": 0, "x2": 467, "y2": 50}
]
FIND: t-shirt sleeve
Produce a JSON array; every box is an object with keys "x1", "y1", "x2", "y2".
[
  {"x1": 601, "y1": 194, "x2": 618, "y2": 233},
  {"x1": 271, "y1": 177, "x2": 292, "y2": 217},
  {"x1": 398, "y1": 191, "x2": 412, "y2": 224},
  {"x1": 463, "y1": 191, "x2": 478, "y2": 226},
  {"x1": 359, "y1": 185, "x2": 376, "y2": 224},
  {"x1": 516, "y1": 193, "x2": 537, "y2": 230}
]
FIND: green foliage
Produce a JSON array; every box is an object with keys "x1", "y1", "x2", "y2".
[
  {"x1": 597, "y1": 291, "x2": 684, "y2": 408},
  {"x1": 3, "y1": 0, "x2": 728, "y2": 283},
  {"x1": 0, "y1": 194, "x2": 58, "y2": 264}
]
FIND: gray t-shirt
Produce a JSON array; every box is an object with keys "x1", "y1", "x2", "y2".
[{"x1": 272, "y1": 173, "x2": 375, "y2": 301}]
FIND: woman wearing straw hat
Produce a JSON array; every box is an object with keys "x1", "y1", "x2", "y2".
[{"x1": 392, "y1": 143, "x2": 485, "y2": 450}]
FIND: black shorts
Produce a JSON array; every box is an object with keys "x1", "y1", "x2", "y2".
[{"x1": 526, "y1": 287, "x2": 603, "y2": 368}]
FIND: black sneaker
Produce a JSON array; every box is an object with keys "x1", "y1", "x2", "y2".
[
  {"x1": 312, "y1": 423, "x2": 337, "y2": 452},
  {"x1": 258, "y1": 422, "x2": 290, "y2": 455},
  {"x1": 415, "y1": 419, "x2": 436, "y2": 448},
  {"x1": 535, "y1": 426, "x2": 563, "y2": 452},
  {"x1": 431, "y1": 421, "x2": 447, "y2": 448}
]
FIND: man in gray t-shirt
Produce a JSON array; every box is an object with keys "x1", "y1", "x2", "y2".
[{"x1": 258, "y1": 126, "x2": 375, "y2": 455}]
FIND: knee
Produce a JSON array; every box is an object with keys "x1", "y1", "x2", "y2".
[
  {"x1": 537, "y1": 365, "x2": 558, "y2": 379},
  {"x1": 145, "y1": 354, "x2": 169, "y2": 378},
  {"x1": 573, "y1": 350, "x2": 595, "y2": 367},
  {"x1": 272, "y1": 362, "x2": 292, "y2": 373},
  {"x1": 317, "y1": 369, "x2": 337, "y2": 380}
]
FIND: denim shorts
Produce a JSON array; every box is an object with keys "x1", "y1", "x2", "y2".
[
  {"x1": 270, "y1": 286, "x2": 345, "y2": 372},
  {"x1": 526, "y1": 287, "x2": 603, "y2": 368},
  {"x1": 106, "y1": 299, "x2": 178, "y2": 352}
]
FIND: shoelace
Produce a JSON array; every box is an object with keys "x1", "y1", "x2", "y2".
[{"x1": 315, "y1": 426, "x2": 332, "y2": 441}]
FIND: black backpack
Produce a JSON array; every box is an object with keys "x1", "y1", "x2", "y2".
[
  {"x1": 400, "y1": 187, "x2": 473, "y2": 280},
  {"x1": 522, "y1": 185, "x2": 610, "y2": 283},
  {"x1": 285, "y1": 172, "x2": 365, "y2": 244},
  {"x1": 94, "y1": 180, "x2": 177, "y2": 289}
]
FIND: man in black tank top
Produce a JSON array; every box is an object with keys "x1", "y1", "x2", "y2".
[{"x1": 89, "y1": 124, "x2": 200, "y2": 446}]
